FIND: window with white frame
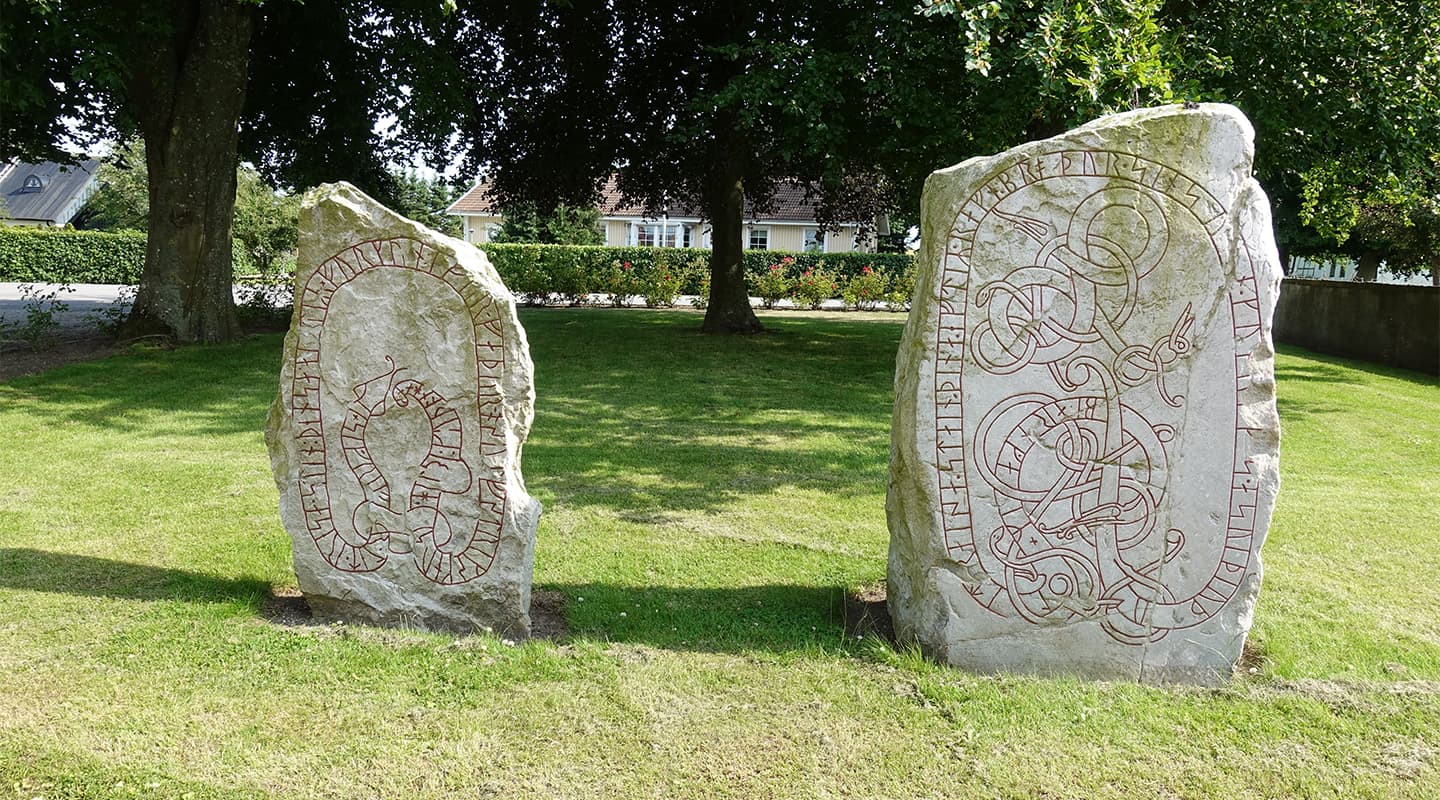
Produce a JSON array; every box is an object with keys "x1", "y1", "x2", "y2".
[
  {"x1": 748, "y1": 226, "x2": 770, "y2": 250},
  {"x1": 632, "y1": 222, "x2": 690, "y2": 247},
  {"x1": 802, "y1": 227, "x2": 824, "y2": 253},
  {"x1": 482, "y1": 222, "x2": 501, "y2": 243}
]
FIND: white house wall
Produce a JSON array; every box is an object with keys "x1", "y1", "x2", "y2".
[
  {"x1": 457, "y1": 212, "x2": 867, "y2": 252},
  {"x1": 460, "y1": 214, "x2": 503, "y2": 244},
  {"x1": 605, "y1": 220, "x2": 628, "y2": 246}
]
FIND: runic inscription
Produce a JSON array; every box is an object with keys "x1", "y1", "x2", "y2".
[
  {"x1": 933, "y1": 148, "x2": 1267, "y2": 645},
  {"x1": 290, "y1": 236, "x2": 508, "y2": 585}
]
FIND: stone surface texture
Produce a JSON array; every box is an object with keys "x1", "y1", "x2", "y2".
[
  {"x1": 887, "y1": 104, "x2": 1282, "y2": 684},
  {"x1": 266, "y1": 182, "x2": 541, "y2": 636}
]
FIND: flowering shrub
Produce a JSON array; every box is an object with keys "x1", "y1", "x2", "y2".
[
  {"x1": 842, "y1": 264, "x2": 887, "y2": 311},
  {"x1": 602, "y1": 260, "x2": 641, "y2": 307},
  {"x1": 752, "y1": 256, "x2": 794, "y2": 309},
  {"x1": 639, "y1": 253, "x2": 683, "y2": 307},
  {"x1": 884, "y1": 264, "x2": 917, "y2": 311},
  {"x1": 690, "y1": 267, "x2": 711, "y2": 310},
  {"x1": 476, "y1": 244, "x2": 916, "y2": 310},
  {"x1": 791, "y1": 263, "x2": 838, "y2": 310}
]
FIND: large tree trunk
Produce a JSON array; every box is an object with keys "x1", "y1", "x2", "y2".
[
  {"x1": 1353, "y1": 250, "x2": 1381, "y2": 282},
  {"x1": 700, "y1": 146, "x2": 763, "y2": 335},
  {"x1": 120, "y1": 0, "x2": 254, "y2": 344}
]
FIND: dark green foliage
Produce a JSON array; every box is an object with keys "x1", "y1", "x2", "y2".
[
  {"x1": 492, "y1": 203, "x2": 604, "y2": 245},
  {"x1": 0, "y1": 229, "x2": 146, "y2": 283},
  {"x1": 3, "y1": 0, "x2": 472, "y2": 342},
  {"x1": 921, "y1": 0, "x2": 1440, "y2": 269},
  {"x1": 388, "y1": 169, "x2": 463, "y2": 238},
  {"x1": 231, "y1": 168, "x2": 299, "y2": 274},
  {"x1": 479, "y1": 243, "x2": 914, "y2": 302},
  {"x1": 70, "y1": 140, "x2": 149, "y2": 232},
  {"x1": 75, "y1": 140, "x2": 300, "y2": 275}
]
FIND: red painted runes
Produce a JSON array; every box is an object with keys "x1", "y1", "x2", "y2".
[
  {"x1": 288, "y1": 237, "x2": 508, "y2": 585},
  {"x1": 933, "y1": 149, "x2": 1266, "y2": 644}
]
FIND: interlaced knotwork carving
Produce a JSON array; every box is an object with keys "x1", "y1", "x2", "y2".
[
  {"x1": 289, "y1": 237, "x2": 508, "y2": 585},
  {"x1": 933, "y1": 149, "x2": 1267, "y2": 644}
]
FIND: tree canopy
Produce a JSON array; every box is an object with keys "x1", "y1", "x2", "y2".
[
  {"x1": 921, "y1": 0, "x2": 1440, "y2": 277},
  {"x1": 492, "y1": 203, "x2": 605, "y2": 245},
  {"x1": 1, "y1": 0, "x2": 458, "y2": 341},
  {"x1": 411, "y1": 1, "x2": 995, "y2": 332},
  {"x1": 6, "y1": 0, "x2": 1435, "y2": 339}
]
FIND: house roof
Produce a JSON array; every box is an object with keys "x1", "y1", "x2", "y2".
[
  {"x1": 448, "y1": 175, "x2": 851, "y2": 225},
  {"x1": 0, "y1": 159, "x2": 99, "y2": 225}
]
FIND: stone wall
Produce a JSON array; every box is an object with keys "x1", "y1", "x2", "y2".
[{"x1": 1274, "y1": 279, "x2": 1439, "y2": 374}]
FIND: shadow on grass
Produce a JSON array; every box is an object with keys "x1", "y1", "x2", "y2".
[
  {"x1": 0, "y1": 548, "x2": 270, "y2": 607},
  {"x1": 0, "y1": 334, "x2": 283, "y2": 436},
  {"x1": 1275, "y1": 344, "x2": 1440, "y2": 422},
  {"x1": 1276, "y1": 343, "x2": 1439, "y2": 388},
  {"x1": 0, "y1": 548, "x2": 859, "y2": 656},
  {"x1": 1, "y1": 309, "x2": 905, "y2": 517},
  {"x1": 521, "y1": 309, "x2": 903, "y2": 514},
  {"x1": 539, "y1": 581, "x2": 857, "y2": 655}
]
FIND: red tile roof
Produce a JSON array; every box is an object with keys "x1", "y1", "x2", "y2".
[{"x1": 448, "y1": 175, "x2": 845, "y2": 224}]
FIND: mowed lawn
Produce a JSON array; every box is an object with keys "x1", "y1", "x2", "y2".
[{"x1": 1, "y1": 308, "x2": 1437, "y2": 799}]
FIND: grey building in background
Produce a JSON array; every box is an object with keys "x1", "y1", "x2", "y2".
[{"x1": 0, "y1": 159, "x2": 100, "y2": 227}]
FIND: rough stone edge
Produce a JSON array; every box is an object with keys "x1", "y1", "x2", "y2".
[
  {"x1": 886, "y1": 103, "x2": 1282, "y2": 685},
  {"x1": 263, "y1": 181, "x2": 543, "y2": 637}
]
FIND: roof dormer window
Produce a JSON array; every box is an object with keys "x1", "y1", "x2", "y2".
[{"x1": 20, "y1": 174, "x2": 42, "y2": 193}]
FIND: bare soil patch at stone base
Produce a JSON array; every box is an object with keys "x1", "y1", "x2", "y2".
[
  {"x1": 0, "y1": 335, "x2": 117, "y2": 382},
  {"x1": 259, "y1": 584, "x2": 571, "y2": 642},
  {"x1": 260, "y1": 585, "x2": 314, "y2": 627},
  {"x1": 844, "y1": 582, "x2": 895, "y2": 645},
  {"x1": 529, "y1": 588, "x2": 570, "y2": 641}
]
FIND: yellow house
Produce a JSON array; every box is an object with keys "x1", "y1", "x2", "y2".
[{"x1": 446, "y1": 176, "x2": 874, "y2": 253}]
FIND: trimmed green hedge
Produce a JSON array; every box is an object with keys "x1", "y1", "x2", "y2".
[
  {"x1": 0, "y1": 229, "x2": 918, "y2": 309},
  {"x1": 477, "y1": 242, "x2": 915, "y2": 300},
  {"x1": 0, "y1": 227, "x2": 147, "y2": 283}
]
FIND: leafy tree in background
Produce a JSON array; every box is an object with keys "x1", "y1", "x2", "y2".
[
  {"x1": 388, "y1": 169, "x2": 463, "y2": 238},
  {"x1": 921, "y1": 0, "x2": 1440, "y2": 277},
  {"x1": 72, "y1": 140, "x2": 150, "y2": 232},
  {"x1": 491, "y1": 203, "x2": 604, "y2": 245},
  {"x1": 75, "y1": 140, "x2": 300, "y2": 275},
  {"x1": 2, "y1": 0, "x2": 453, "y2": 342},
  {"x1": 413, "y1": 1, "x2": 930, "y2": 334},
  {"x1": 232, "y1": 167, "x2": 300, "y2": 274}
]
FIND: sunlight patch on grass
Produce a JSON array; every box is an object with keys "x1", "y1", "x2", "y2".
[{"x1": 1, "y1": 313, "x2": 1437, "y2": 797}]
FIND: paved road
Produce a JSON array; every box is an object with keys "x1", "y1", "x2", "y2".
[{"x1": 0, "y1": 283, "x2": 131, "y2": 332}]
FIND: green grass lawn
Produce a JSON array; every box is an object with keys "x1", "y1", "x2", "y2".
[{"x1": 1, "y1": 308, "x2": 1437, "y2": 799}]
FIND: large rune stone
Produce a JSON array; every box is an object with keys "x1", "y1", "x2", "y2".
[
  {"x1": 266, "y1": 182, "x2": 542, "y2": 636},
  {"x1": 887, "y1": 104, "x2": 1282, "y2": 684}
]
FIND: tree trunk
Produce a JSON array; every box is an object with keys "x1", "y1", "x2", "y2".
[
  {"x1": 1354, "y1": 250, "x2": 1381, "y2": 282},
  {"x1": 120, "y1": 0, "x2": 254, "y2": 344},
  {"x1": 701, "y1": 151, "x2": 763, "y2": 335}
]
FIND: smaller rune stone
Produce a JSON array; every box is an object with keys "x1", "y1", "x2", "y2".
[
  {"x1": 886, "y1": 104, "x2": 1282, "y2": 684},
  {"x1": 265, "y1": 181, "x2": 542, "y2": 636}
]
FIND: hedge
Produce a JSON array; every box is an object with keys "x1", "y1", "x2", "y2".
[
  {"x1": 0, "y1": 227, "x2": 147, "y2": 283},
  {"x1": 477, "y1": 242, "x2": 916, "y2": 300},
  {"x1": 0, "y1": 228, "x2": 919, "y2": 307},
  {"x1": 0, "y1": 228, "x2": 268, "y2": 284}
]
